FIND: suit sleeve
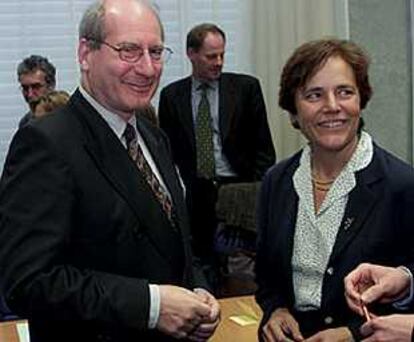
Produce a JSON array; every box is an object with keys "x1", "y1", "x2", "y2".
[
  {"x1": 249, "y1": 78, "x2": 276, "y2": 179},
  {"x1": 342, "y1": 153, "x2": 414, "y2": 339},
  {"x1": 255, "y1": 169, "x2": 288, "y2": 328},
  {"x1": 0, "y1": 126, "x2": 150, "y2": 331}
]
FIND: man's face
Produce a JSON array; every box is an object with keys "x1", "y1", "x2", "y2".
[
  {"x1": 78, "y1": 0, "x2": 163, "y2": 121},
  {"x1": 19, "y1": 70, "x2": 50, "y2": 107},
  {"x1": 188, "y1": 32, "x2": 225, "y2": 81}
]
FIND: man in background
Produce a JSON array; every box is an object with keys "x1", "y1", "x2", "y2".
[
  {"x1": 158, "y1": 23, "x2": 276, "y2": 285},
  {"x1": 0, "y1": 1, "x2": 219, "y2": 341},
  {"x1": 17, "y1": 54, "x2": 56, "y2": 127}
]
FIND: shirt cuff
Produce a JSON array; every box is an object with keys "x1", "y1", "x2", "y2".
[
  {"x1": 393, "y1": 266, "x2": 414, "y2": 309},
  {"x1": 148, "y1": 284, "x2": 160, "y2": 329}
]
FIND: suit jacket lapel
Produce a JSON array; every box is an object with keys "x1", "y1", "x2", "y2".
[
  {"x1": 70, "y1": 91, "x2": 148, "y2": 218},
  {"x1": 329, "y1": 148, "x2": 383, "y2": 263},
  {"x1": 177, "y1": 78, "x2": 196, "y2": 154},
  {"x1": 219, "y1": 74, "x2": 237, "y2": 142},
  {"x1": 136, "y1": 118, "x2": 186, "y2": 225},
  {"x1": 137, "y1": 118, "x2": 193, "y2": 265},
  {"x1": 70, "y1": 90, "x2": 186, "y2": 267}
]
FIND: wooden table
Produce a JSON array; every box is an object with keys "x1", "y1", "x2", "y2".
[
  {"x1": 0, "y1": 320, "x2": 27, "y2": 342},
  {"x1": 0, "y1": 296, "x2": 262, "y2": 342},
  {"x1": 211, "y1": 295, "x2": 262, "y2": 342}
]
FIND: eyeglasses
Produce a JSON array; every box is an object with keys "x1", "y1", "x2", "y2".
[
  {"x1": 91, "y1": 39, "x2": 173, "y2": 64},
  {"x1": 20, "y1": 83, "x2": 47, "y2": 93}
]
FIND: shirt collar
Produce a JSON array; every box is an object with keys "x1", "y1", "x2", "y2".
[
  {"x1": 345, "y1": 131, "x2": 373, "y2": 173},
  {"x1": 79, "y1": 85, "x2": 137, "y2": 140},
  {"x1": 191, "y1": 77, "x2": 218, "y2": 92},
  {"x1": 299, "y1": 131, "x2": 373, "y2": 174}
]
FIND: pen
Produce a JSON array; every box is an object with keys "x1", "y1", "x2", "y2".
[
  {"x1": 357, "y1": 284, "x2": 371, "y2": 322},
  {"x1": 360, "y1": 299, "x2": 371, "y2": 322}
]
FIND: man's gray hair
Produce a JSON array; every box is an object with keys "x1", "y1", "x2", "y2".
[
  {"x1": 78, "y1": 0, "x2": 165, "y2": 50},
  {"x1": 17, "y1": 55, "x2": 56, "y2": 88}
]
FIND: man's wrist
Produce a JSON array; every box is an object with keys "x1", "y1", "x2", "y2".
[
  {"x1": 148, "y1": 284, "x2": 160, "y2": 329},
  {"x1": 393, "y1": 266, "x2": 413, "y2": 309}
]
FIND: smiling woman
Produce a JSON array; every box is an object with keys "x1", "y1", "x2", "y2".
[
  {"x1": 294, "y1": 56, "x2": 361, "y2": 188},
  {"x1": 255, "y1": 38, "x2": 414, "y2": 342}
]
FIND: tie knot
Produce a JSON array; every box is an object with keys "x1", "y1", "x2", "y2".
[
  {"x1": 124, "y1": 123, "x2": 136, "y2": 147},
  {"x1": 198, "y1": 83, "x2": 209, "y2": 94}
]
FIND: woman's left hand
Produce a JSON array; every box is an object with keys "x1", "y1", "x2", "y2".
[{"x1": 304, "y1": 327, "x2": 353, "y2": 342}]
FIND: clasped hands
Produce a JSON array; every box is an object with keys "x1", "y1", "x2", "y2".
[{"x1": 157, "y1": 285, "x2": 220, "y2": 341}]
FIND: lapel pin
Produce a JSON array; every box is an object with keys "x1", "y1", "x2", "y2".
[{"x1": 343, "y1": 217, "x2": 354, "y2": 231}]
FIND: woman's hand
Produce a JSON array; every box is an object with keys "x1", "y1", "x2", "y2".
[
  {"x1": 262, "y1": 308, "x2": 304, "y2": 342},
  {"x1": 305, "y1": 327, "x2": 353, "y2": 342}
]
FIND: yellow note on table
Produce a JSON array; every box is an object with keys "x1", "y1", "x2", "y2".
[{"x1": 229, "y1": 314, "x2": 258, "y2": 326}]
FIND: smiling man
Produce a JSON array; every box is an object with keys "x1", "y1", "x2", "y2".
[
  {"x1": 0, "y1": 1, "x2": 220, "y2": 341},
  {"x1": 158, "y1": 24, "x2": 275, "y2": 285}
]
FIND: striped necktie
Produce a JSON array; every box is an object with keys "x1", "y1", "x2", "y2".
[
  {"x1": 124, "y1": 123, "x2": 174, "y2": 223},
  {"x1": 195, "y1": 83, "x2": 215, "y2": 179}
]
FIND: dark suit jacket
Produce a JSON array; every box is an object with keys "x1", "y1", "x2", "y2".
[
  {"x1": 255, "y1": 143, "x2": 414, "y2": 340},
  {"x1": 0, "y1": 90, "x2": 203, "y2": 342},
  {"x1": 158, "y1": 73, "x2": 276, "y2": 188},
  {"x1": 18, "y1": 111, "x2": 33, "y2": 128}
]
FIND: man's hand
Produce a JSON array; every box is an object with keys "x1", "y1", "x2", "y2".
[
  {"x1": 344, "y1": 263, "x2": 411, "y2": 316},
  {"x1": 186, "y1": 288, "x2": 221, "y2": 341},
  {"x1": 360, "y1": 314, "x2": 414, "y2": 342},
  {"x1": 305, "y1": 327, "x2": 353, "y2": 342},
  {"x1": 156, "y1": 285, "x2": 211, "y2": 339},
  {"x1": 261, "y1": 307, "x2": 304, "y2": 342}
]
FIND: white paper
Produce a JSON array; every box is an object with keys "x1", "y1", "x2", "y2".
[{"x1": 16, "y1": 322, "x2": 30, "y2": 342}]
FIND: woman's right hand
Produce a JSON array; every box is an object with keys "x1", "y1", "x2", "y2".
[{"x1": 262, "y1": 308, "x2": 304, "y2": 342}]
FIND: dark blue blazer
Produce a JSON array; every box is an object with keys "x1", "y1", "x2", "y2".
[{"x1": 255, "y1": 143, "x2": 414, "y2": 339}]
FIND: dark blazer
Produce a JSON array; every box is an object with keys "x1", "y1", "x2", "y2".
[
  {"x1": 158, "y1": 72, "x2": 276, "y2": 187},
  {"x1": 255, "y1": 143, "x2": 414, "y2": 340},
  {"x1": 0, "y1": 90, "x2": 203, "y2": 342}
]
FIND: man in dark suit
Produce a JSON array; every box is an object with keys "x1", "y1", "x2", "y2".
[
  {"x1": 158, "y1": 23, "x2": 275, "y2": 277},
  {"x1": 0, "y1": 1, "x2": 219, "y2": 341}
]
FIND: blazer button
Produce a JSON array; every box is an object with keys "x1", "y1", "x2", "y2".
[
  {"x1": 326, "y1": 267, "x2": 334, "y2": 275},
  {"x1": 324, "y1": 316, "x2": 333, "y2": 325}
]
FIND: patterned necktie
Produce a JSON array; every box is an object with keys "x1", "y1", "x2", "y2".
[
  {"x1": 195, "y1": 83, "x2": 215, "y2": 179},
  {"x1": 124, "y1": 123, "x2": 173, "y2": 223}
]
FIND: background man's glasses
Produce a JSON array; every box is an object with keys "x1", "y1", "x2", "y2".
[
  {"x1": 90, "y1": 39, "x2": 173, "y2": 64},
  {"x1": 20, "y1": 83, "x2": 46, "y2": 93}
]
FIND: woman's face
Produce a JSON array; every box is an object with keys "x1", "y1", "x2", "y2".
[{"x1": 293, "y1": 56, "x2": 361, "y2": 155}]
